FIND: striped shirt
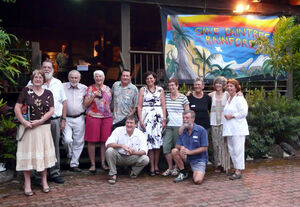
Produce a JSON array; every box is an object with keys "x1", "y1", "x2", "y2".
[{"x1": 165, "y1": 93, "x2": 189, "y2": 127}]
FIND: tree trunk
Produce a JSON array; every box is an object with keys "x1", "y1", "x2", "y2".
[{"x1": 170, "y1": 15, "x2": 197, "y2": 80}]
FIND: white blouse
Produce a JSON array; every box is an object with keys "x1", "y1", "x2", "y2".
[{"x1": 222, "y1": 95, "x2": 249, "y2": 136}]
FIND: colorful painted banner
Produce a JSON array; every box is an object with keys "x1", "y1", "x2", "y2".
[{"x1": 164, "y1": 14, "x2": 279, "y2": 81}]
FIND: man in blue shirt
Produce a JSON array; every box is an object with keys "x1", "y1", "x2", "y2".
[{"x1": 172, "y1": 110, "x2": 208, "y2": 184}]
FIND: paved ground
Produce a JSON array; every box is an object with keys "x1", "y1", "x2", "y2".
[{"x1": 0, "y1": 155, "x2": 300, "y2": 207}]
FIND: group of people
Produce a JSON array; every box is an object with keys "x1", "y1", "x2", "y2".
[{"x1": 14, "y1": 60, "x2": 249, "y2": 196}]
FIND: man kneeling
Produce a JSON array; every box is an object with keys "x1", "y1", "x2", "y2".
[
  {"x1": 172, "y1": 110, "x2": 208, "y2": 184},
  {"x1": 105, "y1": 115, "x2": 149, "y2": 184}
]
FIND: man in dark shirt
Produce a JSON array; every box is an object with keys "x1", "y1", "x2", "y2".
[{"x1": 172, "y1": 110, "x2": 208, "y2": 184}]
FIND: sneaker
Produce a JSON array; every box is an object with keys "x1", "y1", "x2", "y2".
[
  {"x1": 173, "y1": 172, "x2": 188, "y2": 183},
  {"x1": 162, "y1": 169, "x2": 172, "y2": 176},
  {"x1": 171, "y1": 169, "x2": 179, "y2": 176}
]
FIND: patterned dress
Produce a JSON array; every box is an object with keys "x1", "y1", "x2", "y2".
[{"x1": 140, "y1": 86, "x2": 163, "y2": 150}]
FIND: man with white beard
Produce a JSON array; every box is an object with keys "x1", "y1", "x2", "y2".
[
  {"x1": 171, "y1": 110, "x2": 208, "y2": 184},
  {"x1": 62, "y1": 70, "x2": 87, "y2": 172},
  {"x1": 27, "y1": 60, "x2": 67, "y2": 184}
]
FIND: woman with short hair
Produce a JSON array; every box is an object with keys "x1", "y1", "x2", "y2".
[
  {"x1": 14, "y1": 69, "x2": 56, "y2": 196},
  {"x1": 208, "y1": 76, "x2": 231, "y2": 173},
  {"x1": 84, "y1": 70, "x2": 113, "y2": 172},
  {"x1": 223, "y1": 79, "x2": 249, "y2": 180}
]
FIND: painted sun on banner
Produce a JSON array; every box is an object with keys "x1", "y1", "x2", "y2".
[{"x1": 164, "y1": 14, "x2": 280, "y2": 81}]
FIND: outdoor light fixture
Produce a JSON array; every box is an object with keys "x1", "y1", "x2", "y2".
[{"x1": 233, "y1": 4, "x2": 250, "y2": 13}]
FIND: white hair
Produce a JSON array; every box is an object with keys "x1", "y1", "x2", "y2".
[
  {"x1": 68, "y1": 70, "x2": 81, "y2": 79},
  {"x1": 93, "y1": 70, "x2": 105, "y2": 79}
]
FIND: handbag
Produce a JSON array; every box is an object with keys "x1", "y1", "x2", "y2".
[{"x1": 16, "y1": 105, "x2": 30, "y2": 141}]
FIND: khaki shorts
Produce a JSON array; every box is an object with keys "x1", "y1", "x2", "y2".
[{"x1": 163, "y1": 126, "x2": 180, "y2": 154}]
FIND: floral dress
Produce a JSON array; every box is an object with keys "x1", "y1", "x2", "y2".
[{"x1": 140, "y1": 86, "x2": 163, "y2": 150}]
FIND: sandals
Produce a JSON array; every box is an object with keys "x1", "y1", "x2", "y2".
[
  {"x1": 42, "y1": 187, "x2": 50, "y2": 193},
  {"x1": 150, "y1": 171, "x2": 155, "y2": 176},
  {"x1": 155, "y1": 170, "x2": 160, "y2": 175},
  {"x1": 24, "y1": 190, "x2": 33, "y2": 196},
  {"x1": 108, "y1": 174, "x2": 117, "y2": 184},
  {"x1": 101, "y1": 163, "x2": 109, "y2": 171},
  {"x1": 229, "y1": 172, "x2": 242, "y2": 180},
  {"x1": 89, "y1": 164, "x2": 96, "y2": 173}
]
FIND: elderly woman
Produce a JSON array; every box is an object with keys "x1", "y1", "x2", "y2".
[
  {"x1": 187, "y1": 77, "x2": 211, "y2": 130},
  {"x1": 162, "y1": 78, "x2": 189, "y2": 176},
  {"x1": 208, "y1": 76, "x2": 230, "y2": 173},
  {"x1": 137, "y1": 71, "x2": 166, "y2": 176},
  {"x1": 14, "y1": 70, "x2": 56, "y2": 196},
  {"x1": 84, "y1": 70, "x2": 113, "y2": 172},
  {"x1": 223, "y1": 79, "x2": 249, "y2": 180}
]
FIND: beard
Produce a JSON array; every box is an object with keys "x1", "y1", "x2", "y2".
[
  {"x1": 70, "y1": 82, "x2": 78, "y2": 87},
  {"x1": 45, "y1": 71, "x2": 53, "y2": 80},
  {"x1": 183, "y1": 122, "x2": 192, "y2": 129}
]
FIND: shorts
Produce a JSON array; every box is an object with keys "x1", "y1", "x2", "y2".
[
  {"x1": 84, "y1": 115, "x2": 113, "y2": 143},
  {"x1": 162, "y1": 126, "x2": 179, "y2": 154},
  {"x1": 190, "y1": 161, "x2": 206, "y2": 174}
]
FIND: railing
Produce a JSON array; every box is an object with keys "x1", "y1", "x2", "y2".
[{"x1": 129, "y1": 50, "x2": 164, "y2": 87}]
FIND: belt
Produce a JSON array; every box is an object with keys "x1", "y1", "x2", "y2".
[
  {"x1": 51, "y1": 116, "x2": 61, "y2": 120},
  {"x1": 66, "y1": 112, "x2": 85, "y2": 119}
]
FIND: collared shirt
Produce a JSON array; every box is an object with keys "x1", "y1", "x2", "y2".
[
  {"x1": 177, "y1": 124, "x2": 208, "y2": 163},
  {"x1": 63, "y1": 82, "x2": 87, "y2": 116},
  {"x1": 112, "y1": 81, "x2": 138, "y2": 124},
  {"x1": 28, "y1": 77, "x2": 67, "y2": 117},
  {"x1": 105, "y1": 126, "x2": 148, "y2": 155}
]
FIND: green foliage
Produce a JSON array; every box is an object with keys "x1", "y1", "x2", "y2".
[
  {"x1": 245, "y1": 88, "x2": 300, "y2": 158},
  {"x1": 178, "y1": 83, "x2": 192, "y2": 95},
  {"x1": 0, "y1": 99, "x2": 17, "y2": 163},
  {"x1": 0, "y1": 27, "x2": 29, "y2": 92},
  {"x1": 253, "y1": 16, "x2": 300, "y2": 89}
]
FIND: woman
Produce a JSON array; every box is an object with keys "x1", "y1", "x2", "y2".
[
  {"x1": 208, "y1": 76, "x2": 230, "y2": 173},
  {"x1": 162, "y1": 78, "x2": 189, "y2": 176},
  {"x1": 14, "y1": 69, "x2": 56, "y2": 196},
  {"x1": 223, "y1": 79, "x2": 249, "y2": 180},
  {"x1": 84, "y1": 70, "x2": 113, "y2": 172},
  {"x1": 187, "y1": 77, "x2": 211, "y2": 130},
  {"x1": 137, "y1": 72, "x2": 166, "y2": 176}
]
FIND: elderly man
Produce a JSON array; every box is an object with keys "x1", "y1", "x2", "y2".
[
  {"x1": 105, "y1": 115, "x2": 149, "y2": 184},
  {"x1": 111, "y1": 69, "x2": 138, "y2": 129},
  {"x1": 28, "y1": 60, "x2": 67, "y2": 184},
  {"x1": 172, "y1": 110, "x2": 208, "y2": 184},
  {"x1": 63, "y1": 70, "x2": 87, "y2": 172}
]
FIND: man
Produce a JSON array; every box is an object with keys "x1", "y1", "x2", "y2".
[
  {"x1": 111, "y1": 69, "x2": 138, "y2": 129},
  {"x1": 105, "y1": 115, "x2": 149, "y2": 184},
  {"x1": 63, "y1": 70, "x2": 87, "y2": 172},
  {"x1": 28, "y1": 60, "x2": 67, "y2": 184},
  {"x1": 172, "y1": 110, "x2": 208, "y2": 184}
]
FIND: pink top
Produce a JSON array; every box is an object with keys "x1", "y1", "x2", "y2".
[{"x1": 85, "y1": 84, "x2": 112, "y2": 118}]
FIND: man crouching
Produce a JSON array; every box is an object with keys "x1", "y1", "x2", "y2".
[
  {"x1": 172, "y1": 110, "x2": 208, "y2": 184},
  {"x1": 105, "y1": 115, "x2": 149, "y2": 184}
]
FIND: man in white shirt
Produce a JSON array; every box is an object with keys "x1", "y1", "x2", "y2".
[
  {"x1": 63, "y1": 70, "x2": 87, "y2": 172},
  {"x1": 28, "y1": 60, "x2": 67, "y2": 184},
  {"x1": 105, "y1": 115, "x2": 149, "y2": 184}
]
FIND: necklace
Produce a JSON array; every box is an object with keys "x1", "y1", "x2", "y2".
[{"x1": 147, "y1": 86, "x2": 156, "y2": 93}]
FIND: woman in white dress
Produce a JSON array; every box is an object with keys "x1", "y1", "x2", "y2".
[
  {"x1": 138, "y1": 72, "x2": 166, "y2": 176},
  {"x1": 222, "y1": 79, "x2": 249, "y2": 180}
]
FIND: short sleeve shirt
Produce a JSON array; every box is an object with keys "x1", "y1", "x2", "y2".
[
  {"x1": 176, "y1": 124, "x2": 208, "y2": 163},
  {"x1": 112, "y1": 81, "x2": 138, "y2": 124},
  {"x1": 85, "y1": 84, "x2": 113, "y2": 118},
  {"x1": 17, "y1": 87, "x2": 54, "y2": 124},
  {"x1": 105, "y1": 126, "x2": 148, "y2": 155},
  {"x1": 165, "y1": 93, "x2": 189, "y2": 127}
]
